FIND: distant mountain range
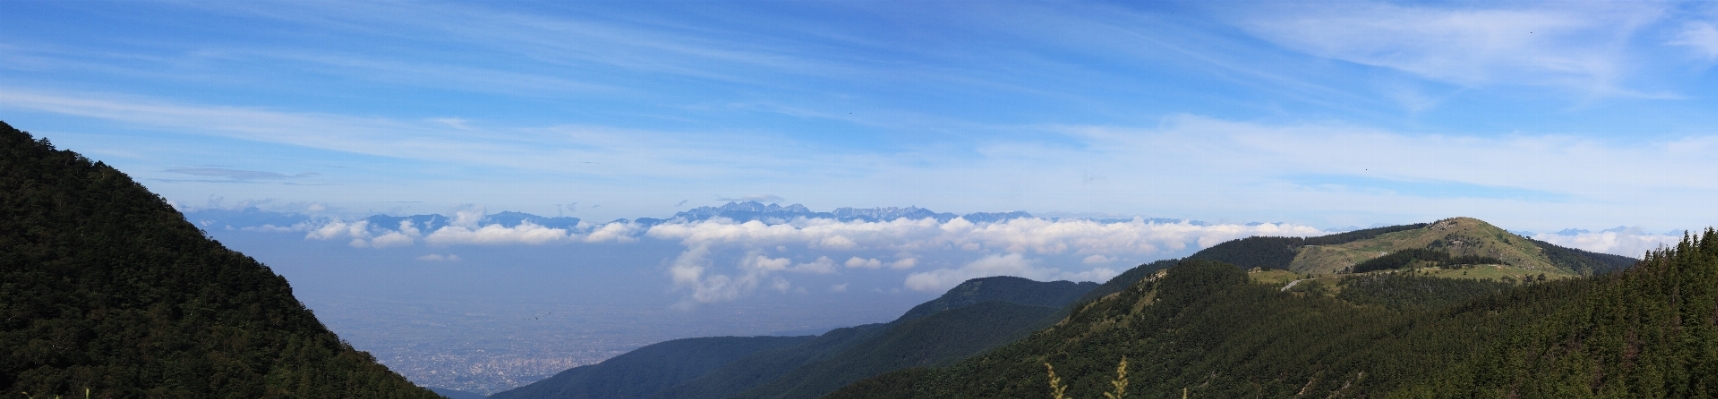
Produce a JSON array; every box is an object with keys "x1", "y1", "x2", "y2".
[
  {"x1": 670, "y1": 202, "x2": 1056, "y2": 225},
  {"x1": 185, "y1": 200, "x2": 1204, "y2": 234}
]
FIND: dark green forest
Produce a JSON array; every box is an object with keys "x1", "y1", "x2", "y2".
[
  {"x1": 827, "y1": 230, "x2": 1718, "y2": 399},
  {"x1": 1349, "y1": 248, "x2": 1508, "y2": 273},
  {"x1": 1184, "y1": 223, "x2": 1427, "y2": 270},
  {"x1": 1528, "y1": 236, "x2": 1643, "y2": 276},
  {"x1": 0, "y1": 122, "x2": 440, "y2": 398},
  {"x1": 1334, "y1": 273, "x2": 1519, "y2": 310},
  {"x1": 1411, "y1": 229, "x2": 1718, "y2": 397}
]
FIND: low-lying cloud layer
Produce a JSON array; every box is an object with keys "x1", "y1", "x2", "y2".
[
  {"x1": 1531, "y1": 228, "x2": 1687, "y2": 259},
  {"x1": 293, "y1": 207, "x2": 644, "y2": 248},
  {"x1": 212, "y1": 205, "x2": 1697, "y2": 306},
  {"x1": 643, "y1": 217, "x2": 1325, "y2": 302},
  {"x1": 285, "y1": 213, "x2": 1327, "y2": 304}
]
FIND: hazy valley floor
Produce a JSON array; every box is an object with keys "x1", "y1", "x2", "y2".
[{"x1": 307, "y1": 296, "x2": 919, "y2": 394}]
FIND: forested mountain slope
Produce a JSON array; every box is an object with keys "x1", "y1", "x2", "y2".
[
  {"x1": 1415, "y1": 229, "x2": 1718, "y2": 397},
  {"x1": 827, "y1": 230, "x2": 1717, "y2": 398},
  {"x1": 650, "y1": 323, "x2": 891, "y2": 399},
  {"x1": 728, "y1": 301, "x2": 1061, "y2": 399},
  {"x1": 0, "y1": 122, "x2": 441, "y2": 398},
  {"x1": 891, "y1": 277, "x2": 1095, "y2": 323}
]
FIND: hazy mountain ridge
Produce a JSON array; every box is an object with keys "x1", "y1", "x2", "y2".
[
  {"x1": 182, "y1": 201, "x2": 1205, "y2": 236},
  {"x1": 0, "y1": 122, "x2": 439, "y2": 398},
  {"x1": 652, "y1": 324, "x2": 893, "y2": 399},
  {"x1": 675, "y1": 202, "x2": 1065, "y2": 224},
  {"x1": 730, "y1": 301, "x2": 1062, "y2": 399},
  {"x1": 430, "y1": 388, "x2": 486, "y2": 399},
  {"x1": 485, "y1": 336, "x2": 813, "y2": 399},
  {"x1": 489, "y1": 276, "x2": 1098, "y2": 399}
]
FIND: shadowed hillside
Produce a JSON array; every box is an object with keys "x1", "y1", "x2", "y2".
[
  {"x1": 891, "y1": 277, "x2": 1095, "y2": 323},
  {"x1": 486, "y1": 336, "x2": 813, "y2": 399},
  {"x1": 0, "y1": 122, "x2": 441, "y2": 398},
  {"x1": 490, "y1": 277, "x2": 1097, "y2": 399}
]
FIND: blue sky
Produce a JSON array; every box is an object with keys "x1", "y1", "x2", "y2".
[
  {"x1": 12, "y1": 3, "x2": 1715, "y2": 391},
  {"x1": 4, "y1": 0, "x2": 1718, "y2": 232}
]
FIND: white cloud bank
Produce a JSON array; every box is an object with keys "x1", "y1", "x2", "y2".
[
  {"x1": 292, "y1": 213, "x2": 1327, "y2": 301},
  {"x1": 1531, "y1": 228, "x2": 1686, "y2": 259},
  {"x1": 268, "y1": 207, "x2": 1703, "y2": 302},
  {"x1": 645, "y1": 217, "x2": 1325, "y2": 298},
  {"x1": 642, "y1": 217, "x2": 1322, "y2": 257},
  {"x1": 300, "y1": 206, "x2": 643, "y2": 248}
]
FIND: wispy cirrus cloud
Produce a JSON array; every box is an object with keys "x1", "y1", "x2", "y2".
[
  {"x1": 0, "y1": 89, "x2": 821, "y2": 181},
  {"x1": 11, "y1": 87, "x2": 1717, "y2": 231},
  {"x1": 176, "y1": 1, "x2": 878, "y2": 88},
  {"x1": 1016, "y1": 116, "x2": 1718, "y2": 230},
  {"x1": 1226, "y1": 2, "x2": 1670, "y2": 96},
  {"x1": 1671, "y1": 21, "x2": 1718, "y2": 61},
  {"x1": 7, "y1": 1, "x2": 1715, "y2": 231},
  {"x1": 168, "y1": 167, "x2": 318, "y2": 181}
]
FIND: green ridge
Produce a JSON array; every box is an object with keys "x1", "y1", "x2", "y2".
[
  {"x1": 1, "y1": 122, "x2": 441, "y2": 398},
  {"x1": 825, "y1": 229, "x2": 1716, "y2": 398},
  {"x1": 733, "y1": 301, "x2": 1060, "y2": 399}
]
